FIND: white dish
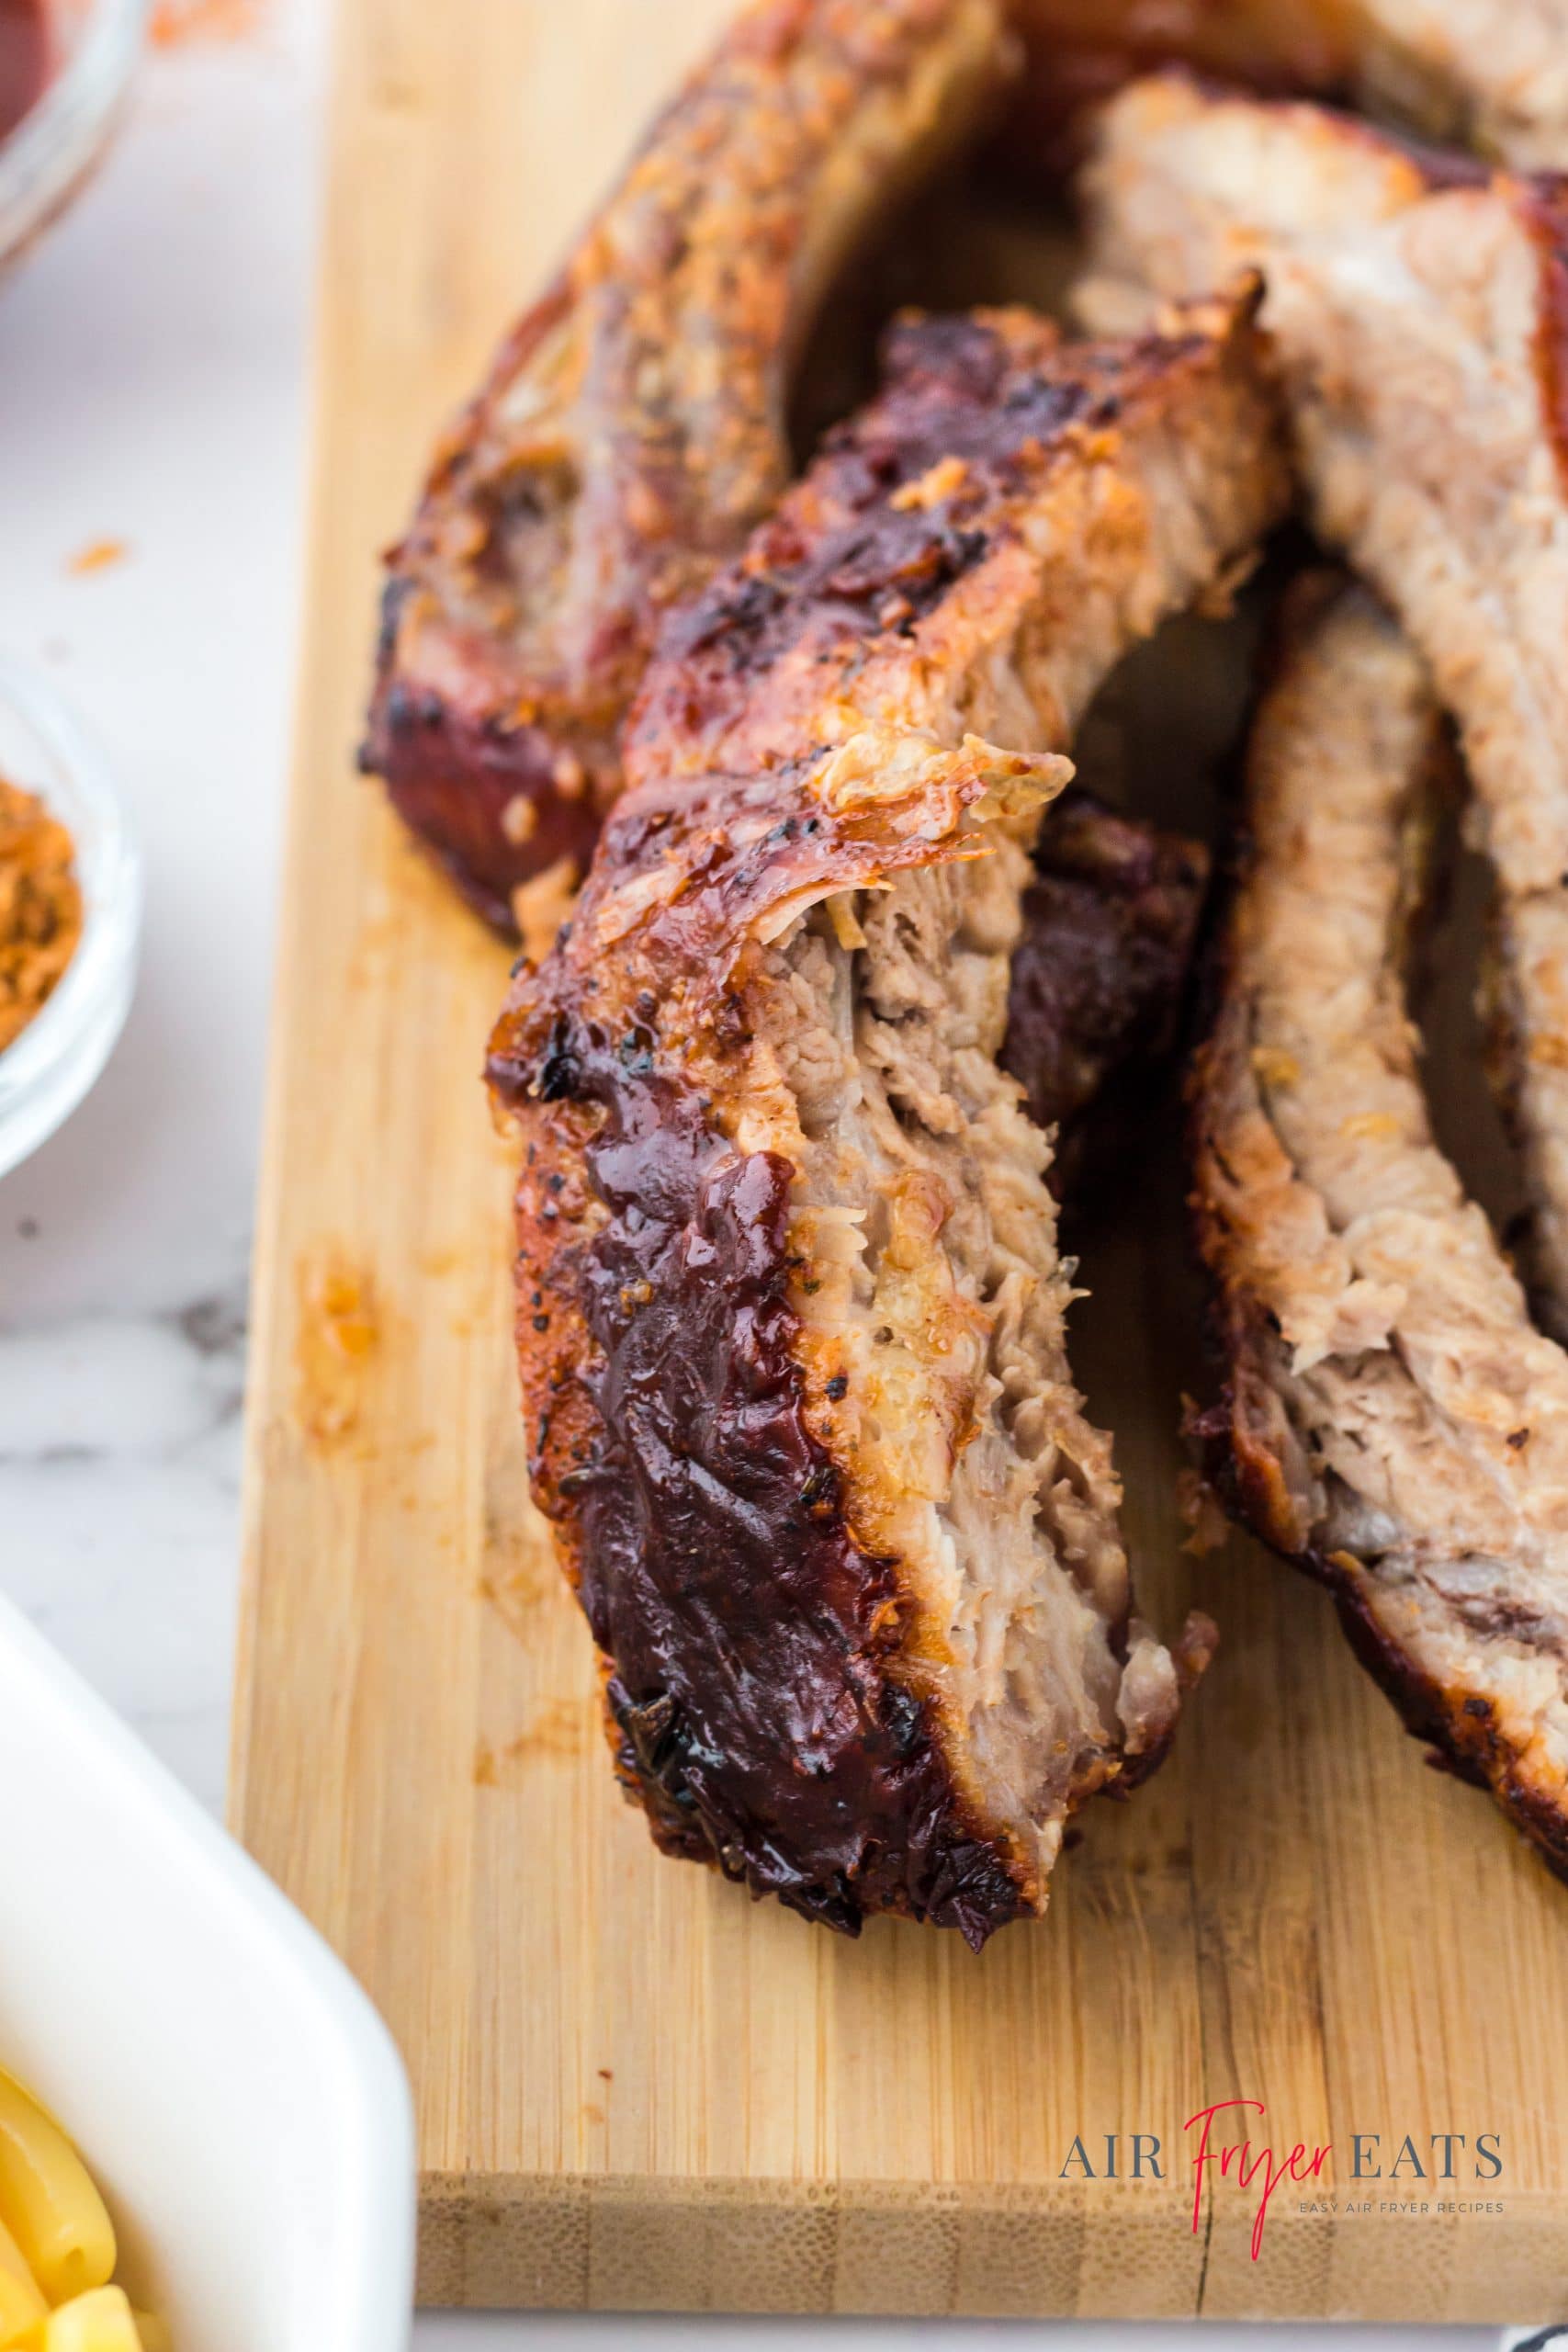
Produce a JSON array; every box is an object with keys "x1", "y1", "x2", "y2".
[{"x1": 0, "y1": 1590, "x2": 414, "y2": 2351}]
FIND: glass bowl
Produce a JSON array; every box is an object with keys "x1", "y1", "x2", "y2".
[
  {"x1": 0, "y1": 0, "x2": 146, "y2": 272},
  {"x1": 0, "y1": 657, "x2": 141, "y2": 1180}
]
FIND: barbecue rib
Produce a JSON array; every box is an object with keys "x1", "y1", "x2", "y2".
[
  {"x1": 1013, "y1": 0, "x2": 1568, "y2": 167},
  {"x1": 1190, "y1": 575, "x2": 1568, "y2": 1877},
  {"x1": 1080, "y1": 75, "x2": 1568, "y2": 1335},
  {"x1": 487, "y1": 296, "x2": 1286, "y2": 1942},
  {"x1": 361, "y1": 0, "x2": 1011, "y2": 932}
]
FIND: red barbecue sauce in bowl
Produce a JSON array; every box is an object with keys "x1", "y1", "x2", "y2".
[{"x1": 0, "y1": 0, "x2": 49, "y2": 141}]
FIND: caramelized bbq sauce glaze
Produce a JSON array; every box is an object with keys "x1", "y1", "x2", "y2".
[
  {"x1": 491, "y1": 797, "x2": 1206, "y2": 1943},
  {"x1": 488, "y1": 758, "x2": 1056, "y2": 1946},
  {"x1": 518, "y1": 1058, "x2": 1032, "y2": 1943},
  {"x1": 629, "y1": 312, "x2": 1095, "y2": 775},
  {"x1": 490, "y1": 308, "x2": 1278, "y2": 1939}
]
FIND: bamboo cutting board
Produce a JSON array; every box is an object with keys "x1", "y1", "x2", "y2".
[{"x1": 231, "y1": 0, "x2": 1568, "y2": 2318}]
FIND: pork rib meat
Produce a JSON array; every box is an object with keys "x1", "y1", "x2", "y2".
[
  {"x1": 487, "y1": 295, "x2": 1286, "y2": 1942},
  {"x1": 1081, "y1": 74, "x2": 1568, "y2": 1336},
  {"x1": 1190, "y1": 573, "x2": 1568, "y2": 1876},
  {"x1": 362, "y1": 0, "x2": 1011, "y2": 932}
]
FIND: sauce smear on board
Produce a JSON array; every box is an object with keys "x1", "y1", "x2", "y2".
[{"x1": 0, "y1": 0, "x2": 49, "y2": 144}]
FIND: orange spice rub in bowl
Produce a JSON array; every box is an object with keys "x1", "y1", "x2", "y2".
[{"x1": 0, "y1": 776, "x2": 82, "y2": 1055}]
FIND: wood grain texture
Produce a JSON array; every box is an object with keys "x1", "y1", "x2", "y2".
[{"x1": 231, "y1": 0, "x2": 1568, "y2": 2316}]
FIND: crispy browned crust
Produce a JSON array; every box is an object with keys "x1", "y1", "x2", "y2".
[
  {"x1": 361, "y1": 0, "x2": 1011, "y2": 932},
  {"x1": 625, "y1": 298, "x2": 1281, "y2": 780},
  {"x1": 488, "y1": 298, "x2": 1284, "y2": 1942},
  {"x1": 1187, "y1": 572, "x2": 1568, "y2": 1883}
]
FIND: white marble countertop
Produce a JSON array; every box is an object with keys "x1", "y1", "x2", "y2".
[{"x1": 0, "y1": 9, "x2": 1532, "y2": 2347}]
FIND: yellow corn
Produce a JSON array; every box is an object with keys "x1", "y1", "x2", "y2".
[
  {"x1": 0, "y1": 2075, "x2": 115, "y2": 2307},
  {"x1": 0, "y1": 2212, "x2": 46, "y2": 2347},
  {"x1": 40, "y1": 2287, "x2": 142, "y2": 2350}
]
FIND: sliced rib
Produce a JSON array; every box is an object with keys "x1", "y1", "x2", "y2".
[
  {"x1": 487, "y1": 296, "x2": 1285, "y2": 1943},
  {"x1": 1080, "y1": 74, "x2": 1568, "y2": 1332},
  {"x1": 362, "y1": 0, "x2": 1011, "y2": 931},
  {"x1": 1190, "y1": 574, "x2": 1568, "y2": 1875}
]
